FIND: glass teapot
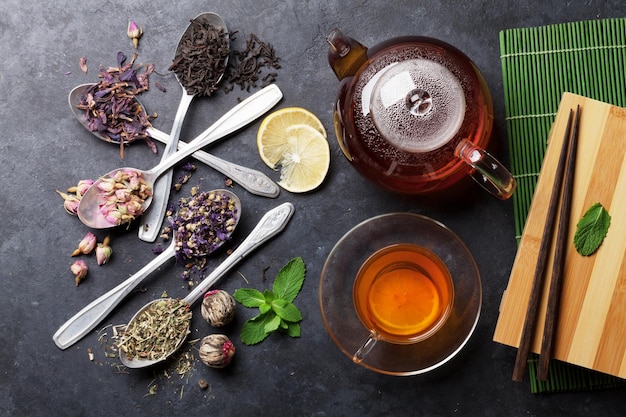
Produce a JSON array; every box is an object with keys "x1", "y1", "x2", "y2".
[{"x1": 327, "y1": 28, "x2": 516, "y2": 198}]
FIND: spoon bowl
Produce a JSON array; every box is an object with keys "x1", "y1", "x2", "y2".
[{"x1": 118, "y1": 201, "x2": 296, "y2": 368}]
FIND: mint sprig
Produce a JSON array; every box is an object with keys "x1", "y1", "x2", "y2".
[
  {"x1": 234, "y1": 257, "x2": 305, "y2": 345},
  {"x1": 573, "y1": 202, "x2": 611, "y2": 256}
]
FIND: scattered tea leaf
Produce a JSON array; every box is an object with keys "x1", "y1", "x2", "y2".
[{"x1": 573, "y1": 202, "x2": 611, "y2": 256}]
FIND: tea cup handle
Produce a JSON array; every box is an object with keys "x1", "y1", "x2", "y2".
[
  {"x1": 455, "y1": 139, "x2": 517, "y2": 199},
  {"x1": 353, "y1": 332, "x2": 381, "y2": 363}
]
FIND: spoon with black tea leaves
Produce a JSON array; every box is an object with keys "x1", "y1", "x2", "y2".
[
  {"x1": 118, "y1": 201, "x2": 295, "y2": 368},
  {"x1": 139, "y1": 12, "x2": 230, "y2": 243},
  {"x1": 76, "y1": 84, "x2": 281, "y2": 229},
  {"x1": 69, "y1": 83, "x2": 280, "y2": 199},
  {"x1": 53, "y1": 189, "x2": 241, "y2": 350}
]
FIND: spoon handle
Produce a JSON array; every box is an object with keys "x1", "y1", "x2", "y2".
[
  {"x1": 138, "y1": 91, "x2": 194, "y2": 242},
  {"x1": 146, "y1": 128, "x2": 279, "y2": 198},
  {"x1": 150, "y1": 84, "x2": 283, "y2": 179},
  {"x1": 184, "y1": 202, "x2": 295, "y2": 305},
  {"x1": 52, "y1": 243, "x2": 176, "y2": 350}
]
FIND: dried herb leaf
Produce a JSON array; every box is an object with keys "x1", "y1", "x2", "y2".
[{"x1": 573, "y1": 202, "x2": 611, "y2": 256}]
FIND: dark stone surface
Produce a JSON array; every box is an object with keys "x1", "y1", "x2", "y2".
[{"x1": 1, "y1": 1, "x2": 625, "y2": 416}]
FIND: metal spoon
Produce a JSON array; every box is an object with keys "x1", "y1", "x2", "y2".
[
  {"x1": 76, "y1": 84, "x2": 281, "y2": 229},
  {"x1": 118, "y1": 201, "x2": 295, "y2": 368},
  {"x1": 53, "y1": 189, "x2": 241, "y2": 350},
  {"x1": 69, "y1": 83, "x2": 280, "y2": 199},
  {"x1": 139, "y1": 12, "x2": 230, "y2": 243}
]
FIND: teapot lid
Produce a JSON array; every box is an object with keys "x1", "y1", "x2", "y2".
[{"x1": 369, "y1": 58, "x2": 466, "y2": 153}]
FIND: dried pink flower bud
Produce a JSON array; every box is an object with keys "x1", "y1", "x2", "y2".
[
  {"x1": 96, "y1": 236, "x2": 112, "y2": 265},
  {"x1": 71, "y1": 232, "x2": 97, "y2": 256},
  {"x1": 56, "y1": 190, "x2": 81, "y2": 216},
  {"x1": 75, "y1": 179, "x2": 94, "y2": 197},
  {"x1": 127, "y1": 21, "x2": 143, "y2": 48},
  {"x1": 70, "y1": 259, "x2": 88, "y2": 286}
]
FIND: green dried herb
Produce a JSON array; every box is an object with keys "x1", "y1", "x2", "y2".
[
  {"x1": 233, "y1": 257, "x2": 305, "y2": 345},
  {"x1": 573, "y1": 202, "x2": 611, "y2": 256},
  {"x1": 116, "y1": 298, "x2": 192, "y2": 361}
]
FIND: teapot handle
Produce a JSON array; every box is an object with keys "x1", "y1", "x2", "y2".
[{"x1": 455, "y1": 139, "x2": 517, "y2": 199}]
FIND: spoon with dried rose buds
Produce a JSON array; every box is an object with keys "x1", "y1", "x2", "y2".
[
  {"x1": 116, "y1": 201, "x2": 295, "y2": 368},
  {"x1": 53, "y1": 189, "x2": 241, "y2": 350},
  {"x1": 76, "y1": 84, "x2": 281, "y2": 229},
  {"x1": 139, "y1": 12, "x2": 230, "y2": 243},
  {"x1": 69, "y1": 83, "x2": 280, "y2": 200}
]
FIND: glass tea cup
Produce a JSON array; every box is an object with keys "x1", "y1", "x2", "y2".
[{"x1": 352, "y1": 243, "x2": 454, "y2": 363}]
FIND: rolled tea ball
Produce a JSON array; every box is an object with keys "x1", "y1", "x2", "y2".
[
  {"x1": 201, "y1": 289, "x2": 237, "y2": 327},
  {"x1": 199, "y1": 334, "x2": 235, "y2": 368}
]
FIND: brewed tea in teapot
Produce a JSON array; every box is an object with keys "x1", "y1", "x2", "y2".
[{"x1": 327, "y1": 28, "x2": 515, "y2": 198}]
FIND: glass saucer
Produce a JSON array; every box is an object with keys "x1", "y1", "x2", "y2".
[{"x1": 319, "y1": 212, "x2": 481, "y2": 376}]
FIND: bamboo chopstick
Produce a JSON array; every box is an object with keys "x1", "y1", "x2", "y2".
[
  {"x1": 512, "y1": 108, "x2": 576, "y2": 382},
  {"x1": 537, "y1": 105, "x2": 581, "y2": 380}
]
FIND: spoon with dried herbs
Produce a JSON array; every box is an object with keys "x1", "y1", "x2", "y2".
[
  {"x1": 53, "y1": 189, "x2": 241, "y2": 350},
  {"x1": 117, "y1": 201, "x2": 295, "y2": 368},
  {"x1": 69, "y1": 83, "x2": 280, "y2": 200},
  {"x1": 139, "y1": 12, "x2": 231, "y2": 243},
  {"x1": 76, "y1": 84, "x2": 281, "y2": 229}
]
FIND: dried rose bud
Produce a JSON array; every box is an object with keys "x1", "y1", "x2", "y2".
[
  {"x1": 56, "y1": 190, "x2": 81, "y2": 215},
  {"x1": 71, "y1": 232, "x2": 97, "y2": 256},
  {"x1": 201, "y1": 290, "x2": 237, "y2": 327},
  {"x1": 96, "y1": 235, "x2": 112, "y2": 265},
  {"x1": 198, "y1": 334, "x2": 235, "y2": 368},
  {"x1": 72, "y1": 179, "x2": 94, "y2": 198},
  {"x1": 70, "y1": 259, "x2": 88, "y2": 286},
  {"x1": 127, "y1": 21, "x2": 143, "y2": 48}
]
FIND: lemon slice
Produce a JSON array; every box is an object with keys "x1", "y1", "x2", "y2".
[
  {"x1": 257, "y1": 108, "x2": 330, "y2": 193},
  {"x1": 368, "y1": 269, "x2": 440, "y2": 335}
]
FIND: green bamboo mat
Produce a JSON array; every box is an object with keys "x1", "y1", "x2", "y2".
[
  {"x1": 501, "y1": 18, "x2": 626, "y2": 241},
  {"x1": 500, "y1": 18, "x2": 626, "y2": 393}
]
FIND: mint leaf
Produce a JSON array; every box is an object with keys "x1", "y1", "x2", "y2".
[
  {"x1": 240, "y1": 312, "x2": 274, "y2": 345},
  {"x1": 233, "y1": 288, "x2": 266, "y2": 308},
  {"x1": 259, "y1": 303, "x2": 272, "y2": 314},
  {"x1": 235, "y1": 257, "x2": 306, "y2": 344},
  {"x1": 273, "y1": 257, "x2": 305, "y2": 302},
  {"x1": 285, "y1": 322, "x2": 301, "y2": 338},
  {"x1": 264, "y1": 313, "x2": 282, "y2": 334},
  {"x1": 271, "y1": 299, "x2": 303, "y2": 322},
  {"x1": 574, "y1": 202, "x2": 611, "y2": 256},
  {"x1": 263, "y1": 289, "x2": 275, "y2": 302}
]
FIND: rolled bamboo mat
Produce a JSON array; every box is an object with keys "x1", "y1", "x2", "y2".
[{"x1": 498, "y1": 18, "x2": 626, "y2": 392}]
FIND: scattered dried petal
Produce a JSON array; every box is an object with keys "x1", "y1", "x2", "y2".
[{"x1": 79, "y1": 56, "x2": 88, "y2": 73}]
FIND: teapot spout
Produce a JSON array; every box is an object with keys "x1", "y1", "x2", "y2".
[{"x1": 326, "y1": 28, "x2": 368, "y2": 80}]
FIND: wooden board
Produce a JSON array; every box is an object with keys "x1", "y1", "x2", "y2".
[{"x1": 494, "y1": 92, "x2": 626, "y2": 378}]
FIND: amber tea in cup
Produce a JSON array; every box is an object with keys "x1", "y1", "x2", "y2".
[{"x1": 353, "y1": 243, "x2": 454, "y2": 358}]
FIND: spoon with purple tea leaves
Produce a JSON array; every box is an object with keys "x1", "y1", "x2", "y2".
[
  {"x1": 74, "y1": 84, "x2": 282, "y2": 229},
  {"x1": 138, "y1": 12, "x2": 231, "y2": 243},
  {"x1": 53, "y1": 189, "x2": 241, "y2": 350},
  {"x1": 117, "y1": 201, "x2": 295, "y2": 368},
  {"x1": 69, "y1": 83, "x2": 280, "y2": 202}
]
